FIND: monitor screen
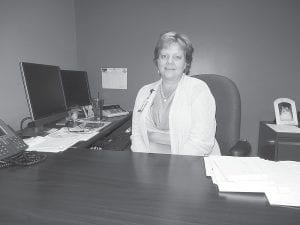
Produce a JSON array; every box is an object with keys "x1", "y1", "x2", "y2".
[
  {"x1": 60, "y1": 70, "x2": 91, "y2": 109},
  {"x1": 20, "y1": 62, "x2": 68, "y2": 127}
]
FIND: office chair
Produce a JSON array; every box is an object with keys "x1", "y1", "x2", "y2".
[{"x1": 192, "y1": 74, "x2": 251, "y2": 156}]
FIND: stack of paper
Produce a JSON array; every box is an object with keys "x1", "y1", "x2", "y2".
[{"x1": 204, "y1": 156, "x2": 300, "y2": 207}]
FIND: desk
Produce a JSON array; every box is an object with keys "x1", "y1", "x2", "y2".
[
  {"x1": 22, "y1": 113, "x2": 132, "y2": 151},
  {"x1": 76, "y1": 113, "x2": 132, "y2": 150},
  {"x1": 0, "y1": 149, "x2": 299, "y2": 225}
]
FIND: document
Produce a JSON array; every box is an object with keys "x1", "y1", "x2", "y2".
[
  {"x1": 24, "y1": 126, "x2": 106, "y2": 153},
  {"x1": 205, "y1": 156, "x2": 272, "y2": 193},
  {"x1": 264, "y1": 161, "x2": 300, "y2": 207},
  {"x1": 101, "y1": 68, "x2": 127, "y2": 89},
  {"x1": 204, "y1": 156, "x2": 300, "y2": 207}
]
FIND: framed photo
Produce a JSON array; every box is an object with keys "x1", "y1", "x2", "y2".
[{"x1": 274, "y1": 98, "x2": 298, "y2": 126}]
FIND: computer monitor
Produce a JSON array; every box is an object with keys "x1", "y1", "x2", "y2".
[
  {"x1": 20, "y1": 62, "x2": 68, "y2": 129},
  {"x1": 60, "y1": 70, "x2": 91, "y2": 109}
]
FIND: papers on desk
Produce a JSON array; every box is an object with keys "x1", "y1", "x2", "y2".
[
  {"x1": 204, "y1": 156, "x2": 300, "y2": 207},
  {"x1": 24, "y1": 122, "x2": 111, "y2": 153}
]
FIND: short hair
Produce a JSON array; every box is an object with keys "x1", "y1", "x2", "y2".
[{"x1": 153, "y1": 31, "x2": 194, "y2": 75}]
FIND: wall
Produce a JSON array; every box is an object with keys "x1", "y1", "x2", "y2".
[
  {"x1": 75, "y1": 0, "x2": 300, "y2": 154},
  {"x1": 0, "y1": 0, "x2": 78, "y2": 130}
]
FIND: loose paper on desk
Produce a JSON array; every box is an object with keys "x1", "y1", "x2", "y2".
[
  {"x1": 101, "y1": 68, "x2": 127, "y2": 89},
  {"x1": 23, "y1": 125, "x2": 111, "y2": 153}
]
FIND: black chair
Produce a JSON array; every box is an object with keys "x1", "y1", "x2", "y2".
[{"x1": 193, "y1": 74, "x2": 251, "y2": 156}]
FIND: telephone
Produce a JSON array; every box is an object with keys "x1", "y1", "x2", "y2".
[
  {"x1": 0, "y1": 119, "x2": 46, "y2": 168},
  {"x1": 0, "y1": 119, "x2": 28, "y2": 160}
]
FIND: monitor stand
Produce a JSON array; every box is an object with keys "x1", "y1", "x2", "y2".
[
  {"x1": 55, "y1": 117, "x2": 68, "y2": 126},
  {"x1": 55, "y1": 112, "x2": 81, "y2": 127},
  {"x1": 21, "y1": 125, "x2": 50, "y2": 138}
]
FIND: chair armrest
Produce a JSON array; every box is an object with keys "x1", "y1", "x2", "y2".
[{"x1": 228, "y1": 140, "x2": 251, "y2": 157}]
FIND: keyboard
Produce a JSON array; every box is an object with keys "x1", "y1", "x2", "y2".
[
  {"x1": 90, "y1": 134, "x2": 131, "y2": 151},
  {"x1": 67, "y1": 121, "x2": 111, "y2": 132},
  {"x1": 84, "y1": 122, "x2": 108, "y2": 129}
]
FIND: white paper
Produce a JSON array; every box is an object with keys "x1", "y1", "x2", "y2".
[
  {"x1": 264, "y1": 161, "x2": 300, "y2": 206},
  {"x1": 204, "y1": 157, "x2": 213, "y2": 176},
  {"x1": 205, "y1": 156, "x2": 300, "y2": 207},
  {"x1": 24, "y1": 123, "x2": 111, "y2": 153},
  {"x1": 266, "y1": 123, "x2": 300, "y2": 133},
  {"x1": 208, "y1": 156, "x2": 272, "y2": 193},
  {"x1": 101, "y1": 68, "x2": 127, "y2": 89}
]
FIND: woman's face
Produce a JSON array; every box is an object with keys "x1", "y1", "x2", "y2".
[{"x1": 157, "y1": 42, "x2": 186, "y2": 82}]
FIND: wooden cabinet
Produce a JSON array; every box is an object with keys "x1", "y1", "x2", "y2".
[{"x1": 258, "y1": 121, "x2": 300, "y2": 161}]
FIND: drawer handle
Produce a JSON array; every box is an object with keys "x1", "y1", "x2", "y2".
[{"x1": 267, "y1": 140, "x2": 275, "y2": 145}]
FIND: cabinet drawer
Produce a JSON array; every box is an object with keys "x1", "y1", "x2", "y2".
[{"x1": 278, "y1": 142, "x2": 300, "y2": 161}]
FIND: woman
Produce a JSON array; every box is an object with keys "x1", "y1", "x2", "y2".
[{"x1": 131, "y1": 31, "x2": 220, "y2": 156}]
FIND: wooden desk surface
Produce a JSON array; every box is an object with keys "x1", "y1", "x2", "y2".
[{"x1": 0, "y1": 149, "x2": 299, "y2": 225}]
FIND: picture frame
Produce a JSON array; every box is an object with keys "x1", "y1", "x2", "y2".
[{"x1": 274, "y1": 98, "x2": 298, "y2": 126}]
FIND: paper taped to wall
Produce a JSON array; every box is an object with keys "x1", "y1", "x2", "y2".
[{"x1": 101, "y1": 68, "x2": 127, "y2": 89}]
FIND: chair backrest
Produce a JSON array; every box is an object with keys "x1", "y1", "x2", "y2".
[{"x1": 192, "y1": 74, "x2": 241, "y2": 155}]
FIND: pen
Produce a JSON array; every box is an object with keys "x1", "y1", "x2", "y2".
[{"x1": 138, "y1": 89, "x2": 155, "y2": 112}]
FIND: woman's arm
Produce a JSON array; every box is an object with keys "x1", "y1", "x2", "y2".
[
  {"x1": 182, "y1": 86, "x2": 217, "y2": 156},
  {"x1": 148, "y1": 131, "x2": 170, "y2": 145}
]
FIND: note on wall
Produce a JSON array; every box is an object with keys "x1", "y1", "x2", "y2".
[{"x1": 101, "y1": 68, "x2": 127, "y2": 89}]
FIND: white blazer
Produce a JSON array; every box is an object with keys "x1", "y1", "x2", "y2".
[{"x1": 131, "y1": 75, "x2": 220, "y2": 156}]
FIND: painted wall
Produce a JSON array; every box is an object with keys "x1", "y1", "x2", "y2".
[
  {"x1": 1, "y1": 0, "x2": 299, "y2": 154},
  {"x1": 74, "y1": 0, "x2": 300, "y2": 154},
  {"x1": 0, "y1": 0, "x2": 78, "y2": 130}
]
